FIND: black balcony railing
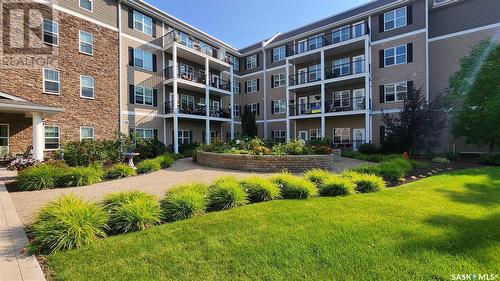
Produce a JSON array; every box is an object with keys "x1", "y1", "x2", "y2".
[
  {"x1": 164, "y1": 101, "x2": 232, "y2": 119},
  {"x1": 208, "y1": 73, "x2": 231, "y2": 91},
  {"x1": 289, "y1": 68, "x2": 322, "y2": 86},
  {"x1": 325, "y1": 96, "x2": 366, "y2": 113},
  {"x1": 325, "y1": 59, "x2": 365, "y2": 80},
  {"x1": 164, "y1": 66, "x2": 206, "y2": 84},
  {"x1": 288, "y1": 102, "x2": 322, "y2": 116},
  {"x1": 161, "y1": 30, "x2": 229, "y2": 63},
  {"x1": 285, "y1": 22, "x2": 369, "y2": 57},
  {"x1": 209, "y1": 105, "x2": 231, "y2": 118}
]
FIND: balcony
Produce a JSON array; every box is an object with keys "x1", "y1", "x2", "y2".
[
  {"x1": 164, "y1": 101, "x2": 232, "y2": 119},
  {"x1": 208, "y1": 72, "x2": 231, "y2": 92},
  {"x1": 289, "y1": 68, "x2": 322, "y2": 87},
  {"x1": 325, "y1": 96, "x2": 366, "y2": 113},
  {"x1": 325, "y1": 59, "x2": 366, "y2": 80},
  {"x1": 162, "y1": 30, "x2": 229, "y2": 64},
  {"x1": 289, "y1": 102, "x2": 322, "y2": 116},
  {"x1": 164, "y1": 67, "x2": 232, "y2": 93}
]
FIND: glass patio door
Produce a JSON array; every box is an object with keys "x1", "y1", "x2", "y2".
[
  {"x1": 353, "y1": 128, "x2": 365, "y2": 151},
  {"x1": 0, "y1": 124, "x2": 9, "y2": 158}
]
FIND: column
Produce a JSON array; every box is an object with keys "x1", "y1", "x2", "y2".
[
  {"x1": 172, "y1": 45, "x2": 179, "y2": 153},
  {"x1": 205, "y1": 57, "x2": 210, "y2": 144},
  {"x1": 320, "y1": 50, "x2": 325, "y2": 138},
  {"x1": 285, "y1": 58, "x2": 291, "y2": 141},
  {"x1": 32, "y1": 113, "x2": 44, "y2": 161},
  {"x1": 230, "y1": 66, "x2": 235, "y2": 139}
]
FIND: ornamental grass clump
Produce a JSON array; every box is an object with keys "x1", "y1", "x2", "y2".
[
  {"x1": 105, "y1": 163, "x2": 137, "y2": 180},
  {"x1": 136, "y1": 159, "x2": 161, "y2": 174},
  {"x1": 28, "y1": 195, "x2": 107, "y2": 254},
  {"x1": 352, "y1": 173, "x2": 386, "y2": 193},
  {"x1": 304, "y1": 168, "x2": 333, "y2": 185},
  {"x1": 103, "y1": 191, "x2": 162, "y2": 233},
  {"x1": 271, "y1": 172, "x2": 318, "y2": 199},
  {"x1": 154, "y1": 154, "x2": 175, "y2": 168},
  {"x1": 17, "y1": 164, "x2": 66, "y2": 190},
  {"x1": 206, "y1": 176, "x2": 247, "y2": 211},
  {"x1": 60, "y1": 165, "x2": 104, "y2": 187},
  {"x1": 239, "y1": 176, "x2": 280, "y2": 203},
  {"x1": 318, "y1": 176, "x2": 356, "y2": 196},
  {"x1": 161, "y1": 183, "x2": 207, "y2": 222}
]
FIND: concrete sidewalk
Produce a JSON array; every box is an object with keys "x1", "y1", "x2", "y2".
[{"x1": 0, "y1": 169, "x2": 45, "y2": 281}]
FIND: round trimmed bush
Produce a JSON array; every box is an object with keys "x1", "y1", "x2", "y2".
[
  {"x1": 154, "y1": 154, "x2": 175, "y2": 168},
  {"x1": 319, "y1": 176, "x2": 356, "y2": 196},
  {"x1": 271, "y1": 172, "x2": 318, "y2": 199},
  {"x1": 17, "y1": 164, "x2": 66, "y2": 190},
  {"x1": 352, "y1": 173, "x2": 386, "y2": 193},
  {"x1": 206, "y1": 176, "x2": 247, "y2": 211},
  {"x1": 103, "y1": 191, "x2": 162, "y2": 233},
  {"x1": 136, "y1": 159, "x2": 161, "y2": 174},
  {"x1": 304, "y1": 168, "x2": 332, "y2": 185},
  {"x1": 60, "y1": 165, "x2": 104, "y2": 187},
  {"x1": 28, "y1": 195, "x2": 107, "y2": 253},
  {"x1": 105, "y1": 163, "x2": 137, "y2": 180},
  {"x1": 239, "y1": 176, "x2": 280, "y2": 203},
  {"x1": 161, "y1": 183, "x2": 207, "y2": 222}
]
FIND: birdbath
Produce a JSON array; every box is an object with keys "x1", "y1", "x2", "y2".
[{"x1": 123, "y1": 152, "x2": 140, "y2": 168}]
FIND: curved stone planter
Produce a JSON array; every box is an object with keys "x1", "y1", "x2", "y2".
[{"x1": 197, "y1": 151, "x2": 341, "y2": 173}]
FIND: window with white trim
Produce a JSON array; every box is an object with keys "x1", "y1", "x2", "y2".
[
  {"x1": 233, "y1": 104, "x2": 241, "y2": 117},
  {"x1": 79, "y1": 0, "x2": 92, "y2": 11},
  {"x1": 228, "y1": 55, "x2": 240, "y2": 71},
  {"x1": 133, "y1": 10, "x2": 153, "y2": 36},
  {"x1": 232, "y1": 80, "x2": 239, "y2": 94},
  {"x1": 80, "y1": 76, "x2": 94, "y2": 99},
  {"x1": 384, "y1": 44, "x2": 407, "y2": 66},
  {"x1": 272, "y1": 73, "x2": 285, "y2": 88},
  {"x1": 249, "y1": 103, "x2": 258, "y2": 115},
  {"x1": 178, "y1": 130, "x2": 190, "y2": 144},
  {"x1": 308, "y1": 35, "x2": 323, "y2": 50},
  {"x1": 384, "y1": 7, "x2": 407, "y2": 31},
  {"x1": 332, "y1": 90, "x2": 350, "y2": 107},
  {"x1": 332, "y1": 25, "x2": 350, "y2": 43},
  {"x1": 272, "y1": 99, "x2": 286, "y2": 114},
  {"x1": 246, "y1": 79, "x2": 258, "y2": 93},
  {"x1": 134, "y1": 85, "x2": 154, "y2": 106},
  {"x1": 272, "y1": 46, "x2": 285, "y2": 62},
  {"x1": 80, "y1": 127, "x2": 94, "y2": 140},
  {"x1": 332, "y1": 58, "x2": 350, "y2": 77},
  {"x1": 246, "y1": 55, "x2": 257, "y2": 69},
  {"x1": 310, "y1": 129, "x2": 321, "y2": 140},
  {"x1": 384, "y1": 81, "x2": 407, "y2": 102},
  {"x1": 272, "y1": 130, "x2": 286, "y2": 143},
  {"x1": 133, "y1": 49, "x2": 153, "y2": 71},
  {"x1": 44, "y1": 126, "x2": 60, "y2": 150},
  {"x1": 135, "y1": 128, "x2": 154, "y2": 139},
  {"x1": 0, "y1": 125, "x2": 9, "y2": 154},
  {"x1": 79, "y1": 31, "x2": 93, "y2": 55},
  {"x1": 42, "y1": 18, "x2": 59, "y2": 45},
  {"x1": 333, "y1": 128, "x2": 350, "y2": 144},
  {"x1": 180, "y1": 94, "x2": 195, "y2": 110},
  {"x1": 43, "y1": 68, "x2": 60, "y2": 94},
  {"x1": 308, "y1": 64, "x2": 321, "y2": 81}
]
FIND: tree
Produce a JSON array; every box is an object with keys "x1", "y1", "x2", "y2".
[
  {"x1": 446, "y1": 39, "x2": 500, "y2": 152},
  {"x1": 241, "y1": 105, "x2": 258, "y2": 138},
  {"x1": 381, "y1": 88, "x2": 446, "y2": 154}
]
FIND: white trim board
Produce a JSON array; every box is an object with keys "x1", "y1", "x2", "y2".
[
  {"x1": 371, "y1": 29, "x2": 426, "y2": 45},
  {"x1": 121, "y1": 33, "x2": 163, "y2": 50},
  {"x1": 428, "y1": 22, "x2": 500, "y2": 42}
]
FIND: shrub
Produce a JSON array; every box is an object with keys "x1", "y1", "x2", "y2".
[
  {"x1": 432, "y1": 157, "x2": 450, "y2": 164},
  {"x1": 352, "y1": 173, "x2": 386, "y2": 193},
  {"x1": 44, "y1": 160, "x2": 70, "y2": 170},
  {"x1": 161, "y1": 183, "x2": 207, "y2": 222},
  {"x1": 28, "y1": 195, "x2": 107, "y2": 253},
  {"x1": 105, "y1": 163, "x2": 137, "y2": 180},
  {"x1": 7, "y1": 157, "x2": 38, "y2": 171},
  {"x1": 17, "y1": 164, "x2": 66, "y2": 190},
  {"x1": 252, "y1": 145, "x2": 272, "y2": 155},
  {"x1": 357, "y1": 143, "x2": 379, "y2": 154},
  {"x1": 60, "y1": 165, "x2": 104, "y2": 187},
  {"x1": 304, "y1": 169, "x2": 333, "y2": 185},
  {"x1": 179, "y1": 143, "x2": 199, "y2": 157},
  {"x1": 136, "y1": 159, "x2": 161, "y2": 174},
  {"x1": 206, "y1": 176, "x2": 247, "y2": 211},
  {"x1": 341, "y1": 152, "x2": 402, "y2": 163},
  {"x1": 63, "y1": 139, "x2": 121, "y2": 167},
  {"x1": 135, "y1": 138, "x2": 167, "y2": 161},
  {"x1": 282, "y1": 140, "x2": 311, "y2": 155},
  {"x1": 410, "y1": 160, "x2": 430, "y2": 169},
  {"x1": 353, "y1": 158, "x2": 412, "y2": 182},
  {"x1": 319, "y1": 176, "x2": 356, "y2": 196},
  {"x1": 239, "y1": 176, "x2": 280, "y2": 203},
  {"x1": 103, "y1": 191, "x2": 162, "y2": 233},
  {"x1": 311, "y1": 145, "x2": 334, "y2": 155},
  {"x1": 478, "y1": 154, "x2": 500, "y2": 166},
  {"x1": 271, "y1": 172, "x2": 318, "y2": 199},
  {"x1": 154, "y1": 154, "x2": 174, "y2": 168}
]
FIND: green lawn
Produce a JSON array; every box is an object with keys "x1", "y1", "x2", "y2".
[{"x1": 48, "y1": 167, "x2": 500, "y2": 281}]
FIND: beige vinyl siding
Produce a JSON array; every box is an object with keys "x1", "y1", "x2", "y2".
[{"x1": 56, "y1": 0, "x2": 119, "y2": 28}]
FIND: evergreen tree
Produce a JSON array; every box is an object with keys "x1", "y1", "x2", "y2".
[{"x1": 241, "y1": 105, "x2": 258, "y2": 138}]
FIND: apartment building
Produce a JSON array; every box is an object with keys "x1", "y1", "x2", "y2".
[{"x1": 1, "y1": 0, "x2": 499, "y2": 160}]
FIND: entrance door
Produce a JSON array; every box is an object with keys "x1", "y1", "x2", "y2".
[
  {"x1": 297, "y1": 40, "x2": 307, "y2": 54},
  {"x1": 211, "y1": 74, "x2": 220, "y2": 88},
  {"x1": 298, "y1": 131, "x2": 308, "y2": 141},
  {"x1": 352, "y1": 55, "x2": 365, "y2": 74},
  {"x1": 0, "y1": 124, "x2": 8, "y2": 158},
  {"x1": 298, "y1": 96, "x2": 308, "y2": 115},
  {"x1": 298, "y1": 68, "x2": 307, "y2": 85},
  {"x1": 352, "y1": 88, "x2": 365, "y2": 110},
  {"x1": 212, "y1": 100, "x2": 220, "y2": 117},
  {"x1": 352, "y1": 128, "x2": 365, "y2": 151}
]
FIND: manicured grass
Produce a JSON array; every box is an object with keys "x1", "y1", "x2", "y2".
[{"x1": 48, "y1": 167, "x2": 500, "y2": 280}]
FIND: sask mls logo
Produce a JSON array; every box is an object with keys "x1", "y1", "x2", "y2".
[
  {"x1": 1, "y1": 0, "x2": 57, "y2": 69},
  {"x1": 452, "y1": 274, "x2": 499, "y2": 280}
]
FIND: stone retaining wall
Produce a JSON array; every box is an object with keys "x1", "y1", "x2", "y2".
[{"x1": 196, "y1": 151, "x2": 341, "y2": 173}]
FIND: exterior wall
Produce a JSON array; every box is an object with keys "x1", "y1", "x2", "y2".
[
  {"x1": 120, "y1": 4, "x2": 163, "y2": 45},
  {"x1": 238, "y1": 50, "x2": 263, "y2": 76},
  {"x1": 239, "y1": 72, "x2": 265, "y2": 121},
  {"x1": 325, "y1": 115, "x2": 365, "y2": 140},
  {"x1": 164, "y1": 119, "x2": 224, "y2": 146},
  {"x1": 57, "y1": 0, "x2": 119, "y2": 28},
  {"x1": 266, "y1": 66, "x2": 287, "y2": 120},
  {"x1": 0, "y1": 114, "x2": 32, "y2": 155}
]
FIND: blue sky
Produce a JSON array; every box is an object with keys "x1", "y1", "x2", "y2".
[{"x1": 146, "y1": 0, "x2": 370, "y2": 49}]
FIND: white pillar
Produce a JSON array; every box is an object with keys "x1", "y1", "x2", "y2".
[
  {"x1": 205, "y1": 57, "x2": 210, "y2": 144},
  {"x1": 262, "y1": 48, "x2": 268, "y2": 140},
  {"x1": 230, "y1": 66, "x2": 235, "y2": 139},
  {"x1": 320, "y1": 51, "x2": 326, "y2": 139},
  {"x1": 172, "y1": 45, "x2": 179, "y2": 153},
  {"x1": 285, "y1": 59, "x2": 291, "y2": 142},
  {"x1": 32, "y1": 113, "x2": 44, "y2": 161}
]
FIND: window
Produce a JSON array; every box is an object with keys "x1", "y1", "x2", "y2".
[
  {"x1": 249, "y1": 103, "x2": 258, "y2": 115},
  {"x1": 178, "y1": 130, "x2": 190, "y2": 144},
  {"x1": 43, "y1": 68, "x2": 60, "y2": 94},
  {"x1": 272, "y1": 130, "x2": 286, "y2": 143},
  {"x1": 0, "y1": 125, "x2": 9, "y2": 155},
  {"x1": 232, "y1": 80, "x2": 240, "y2": 94},
  {"x1": 180, "y1": 94, "x2": 194, "y2": 110},
  {"x1": 272, "y1": 99, "x2": 286, "y2": 114},
  {"x1": 310, "y1": 129, "x2": 321, "y2": 140},
  {"x1": 384, "y1": 7, "x2": 407, "y2": 31},
  {"x1": 332, "y1": 58, "x2": 350, "y2": 77},
  {"x1": 308, "y1": 64, "x2": 321, "y2": 82},
  {"x1": 79, "y1": 0, "x2": 92, "y2": 11},
  {"x1": 133, "y1": 49, "x2": 153, "y2": 71},
  {"x1": 134, "y1": 85, "x2": 154, "y2": 106},
  {"x1": 433, "y1": 0, "x2": 457, "y2": 6},
  {"x1": 272, "y1": 73, "x2": 285, "y2": 88},
  {"x1": 246, "y1": 79, "x2": 258, "y2": 93},
  {"x1": 80, "y1": 76, "x2": 94, "y2": 99},
  {"x1": 308, "y1": 35, "x2": 323, "y2": 50},
  {"x1": 228, "y1": 55, "x2": 240, "y2": 71},
  {"x1": 272, "y1": 46, "x2": 285, "y2": 62},
  {"x1": 332, "y1": 26, "x2": 350, "y2": 43},
  {"x1": 133, "y1": 10, "x2": 153, "y2": 36},
  {"x1": 135, "y1": 128, "x2": 154, "y2": 139},
  {"x1": 333, "y1": 128, "x2": 350, "y2": 144},
  {"x1": 42, "y1": 18, "x2": 59, "y2": 45},
  {"x1": 80, "y1": 127, "x2": 94, "y2": 140},
  {"x1": 198, "y1": 41, "x2": 213, "y2": 56},
  {"x1": 333, "y1": 90, "x2": 350, "y2": 107},
  {"x1": 44, "y1": 126, "x2": 60, "y2": 150},
  {"x1": 79, "y1": 31, "x2": 93, "y2": 55},
  {"x1": 178, "y1": 32, "x2": 193, "y2": 48},
  {"x1": 384, "y1": 81, "x2": 407, "y2": 102},
  {"x1": 179, "y1": 63, "x2": 194, "y2": 80},
  {"x1": 384, "y1": 44, "x2": 407, "y2": 66},
  {"x1": 233, "y1": 104, "x2": 241, "y2": 117},
  {"x1": 352, "y1": 22, "x2": 365, "y2": 38},
  {"x1": 246, "y1": 55, "x2": 257, "y2": 69}
]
